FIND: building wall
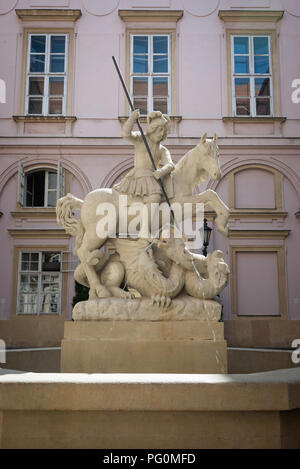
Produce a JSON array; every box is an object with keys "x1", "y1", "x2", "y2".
[{"x1": 0, "y1": 0, "x2": 299, "y2": 349}]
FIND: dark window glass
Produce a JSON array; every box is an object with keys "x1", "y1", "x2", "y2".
[
  {"x1": 29, "y1": 77, "x2": 44, "y2": 95},
  {"x1": 234, "y1": 37, "x2": 249, "y2": 55},
  {"x1": 153, "y1": 77, "x2": 168, "y2": 96},
  {"x1": 30, "y1": 36, "x2": 46, "y2": 53},
  {"x1": 133, "y1": 98, "x2": 147, "y2": 115},
  {"x1": 50, "y1": 55, "x2": 65, "y2": 73},
  {"x1": 234, "y1": 78, "x2": 250, "y2": 97},
  {"x1": 26, "y1": 171, "x2": 45, "y2": 207},
  {"x1": 234, "y1": 56, "x2": 249, "y2": 74},
  {"x1": 28, "y1": 97, "x2": 43, "y2": 114},
  {"x1": 51, "y1": 36, "x2": 65, "y2": 53},
  {"x1": 254, "y1": 37, "x2": 268, "y2": 55},
  {"x1": 30, "y1": 55, "x2": 45, "y2": 73},
  {"x1": 153, "y1": 36, "x2": 168, "y2": 54},
  {"x1": 254, "y1": 56, "x2": 269, "y2": 74},
  {"x1": 153, "y1": 55, "x2": 168, "y2": 73},
  {"x1": 133, "y1": 77, "x2": 148, "y2": 96},
  {"x1": 133, "y1": 55, "x2": 148, "y2": 73},
  {"x1": 49, "y1": 77, "x2": 64, "y2": 95},
  {"x1": 42, "y1": 252, "x2": 61, "y2": 271},
  {"x1": 256, "y1": 98, "x2": 270, "y2": 115},
  {"x1": 49, "y1": 97, "x2": 63, "y2": 115},
  {"x1": 153, "y1": 98, "x2": 168, "y2": 114},
  {"x1": 255, "y1": 78, "x2": 270, "y2": 96},
  {"x1": 133, "y1": 36, "x2": 148, "y2": 54},
  {"x1": 236, "y1": 98, "x2": 250, "y2": 115}
]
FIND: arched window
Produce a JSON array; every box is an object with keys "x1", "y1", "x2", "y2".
[{"x1": 17, "y1": 161, "x2": 65, "y2": 207}]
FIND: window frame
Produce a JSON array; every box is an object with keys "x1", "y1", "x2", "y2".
[
  {"x1": 17, "y1": 162, "x2": 65, "y2": 208},
  {"x1": 25, "y1": 33, "x2": 69, "y2": 116},
  {"x1": 231, "y1": 34, "x2": 273, "y2": 117},
  {"x1": 125, "y1": 28, "x2": 177, "y2": 116},
  {"x1": 130, "y1": 33, "x2": 171, "y2": 115},
  {"x1": 20, "y1": 28, "x2": 74, "y2": 117},
  {"x1": 226, "y1": 29, "x2": 279, "y2": 118},
  {"x1": 16, "y1": 250, "x2": 62, "y2": 316}
]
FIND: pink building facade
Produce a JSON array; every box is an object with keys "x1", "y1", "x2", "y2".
[{"x1": 0, "y1": 0, "x2": 299, "y2": 351}]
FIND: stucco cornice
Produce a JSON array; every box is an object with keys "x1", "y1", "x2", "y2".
[
  {"x1": 218, "y1": 10, "x2": 284, "y2": 23},
  {"x1": 229, "y1": 210, "x2": 288, "y2": 221},
  {"x1": 118, "y1": 9, "x2": 183, "y2": 23},
  {"x1": 1, "y1": 137, "x2": 300, "y2": 150},
  {"x1": 228, "y1": 229, "x2": 290, "y2": 240},
  {"x1": 118, "y1": 116, "x2": 182, "y2": 124},
  {"x1": 223, "y1": 117, "x2": 286, "y2": 124},
  {"x1": 13, "y1": 116, "x2": 77, "y2": 123},
  {"x1": 8, "y1": 229, "x2": 70, "y2": 239},
  {"x1": 10, "y1": 210, "x2": 56, "y2": 220},
  {"x1": 15, "y1": 9, "x2": 82, "y2": 22}
]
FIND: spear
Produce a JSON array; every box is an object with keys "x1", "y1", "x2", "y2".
[{"x1": 112, "y1": 56, "x2": 177, "y2": 228}]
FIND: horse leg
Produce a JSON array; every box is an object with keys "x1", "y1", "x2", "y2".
[
  {"x1": 76, "y1": 231, "x2": 111, "y2": 299},
  {"x1": 192, "y1": 190, "x2": 229, "y2": 236}
]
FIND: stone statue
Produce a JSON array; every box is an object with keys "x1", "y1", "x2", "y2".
[
  {"x1": 114, "y1": 110, "x2": 175, "y2": 237},
  {"x1": 56, "y1": 110, "x2": 230, "y2": 319}
]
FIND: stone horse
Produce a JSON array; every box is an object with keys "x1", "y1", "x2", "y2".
[{"x1": 56, "y1": 133, "x2": 229, "y2": 299}]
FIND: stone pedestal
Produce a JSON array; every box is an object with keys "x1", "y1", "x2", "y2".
[{"x1": 61, "y1": 320, "x2": 227, "y2": 373}]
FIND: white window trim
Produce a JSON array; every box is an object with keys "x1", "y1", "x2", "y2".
[
  {"x1": 130, "y1": 34, "x2": 171, "y2": 115},
  {"x1": 231, "y1": 34, "x2": 273, "y2": 117},
  {"x1": 17, "y1": 251, "x2": 62, "y2": 315},
  {"x1": 25, "y1": 33, "x2": 69, "y2": 116}
]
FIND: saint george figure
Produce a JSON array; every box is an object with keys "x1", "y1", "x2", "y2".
[{"x1": 114, "y1": 109, "x2": 175, "y2": 238}]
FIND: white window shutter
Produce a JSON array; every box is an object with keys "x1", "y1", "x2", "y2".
[
  {"x1": 57, "y1": 161, "x2": 65, "y2": 200},
  {"x1": 17, "y1": 161, "x2": 25, "y2": 206}
]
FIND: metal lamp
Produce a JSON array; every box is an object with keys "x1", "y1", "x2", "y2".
[{"x1": 202, "y1": 218, "x2": 212, "y2": 256}]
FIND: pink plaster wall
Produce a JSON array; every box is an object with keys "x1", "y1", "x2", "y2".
[{"x1": 234, "y1": 169, "x2": 275, "y2": 209}]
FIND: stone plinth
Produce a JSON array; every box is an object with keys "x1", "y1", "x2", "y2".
[
  {"x1": 1, "y1": 368, "x2": 300, "y2": 448},
  {"x1": 61, "y1": 320, "x2": 227, "y2": 373}
]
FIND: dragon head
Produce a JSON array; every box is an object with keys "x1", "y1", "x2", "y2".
[{"x1": 156, "y1": 230, "x2": 195, "y2": 271}]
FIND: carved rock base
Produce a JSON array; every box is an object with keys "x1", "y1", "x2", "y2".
[{"x1": 72, "y1": 294, "x2": 222, "y2": 321}]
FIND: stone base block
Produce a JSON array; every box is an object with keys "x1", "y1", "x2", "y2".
[{"x1": 61, "y1": 321, "x2": 227, "y2": 373}]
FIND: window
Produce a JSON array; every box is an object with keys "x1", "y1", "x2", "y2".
[
  {"x1": 231, "y1": 35, "x2": 273, "y2": 116},
  {"x1": 26, "y1": 34, "x2": 68, "y2": 115},
  {"x1": 25, "y1": 169, "x2": 57, "y2": 207},
  {"x1": 130, "y1": 34, "x2": 170, "y2": 115},
  {"x1": 17, "y1": 251, "x2": 62, "y2": 314},
  {"x1": 17, "y1": 161, "x2": 65, "y2": 208}
]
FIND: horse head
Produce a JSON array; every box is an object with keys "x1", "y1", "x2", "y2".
[{"x1": 195, "y1": 132, "x2": 221, "y2": 183}]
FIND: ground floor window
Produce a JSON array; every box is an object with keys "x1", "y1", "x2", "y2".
[{"x1": 17, "y1": 251, "x2": 61, "y2": 314}]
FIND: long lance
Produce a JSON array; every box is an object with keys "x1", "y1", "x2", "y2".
[{"x1": 112, "y1": 56, "x2": 178, "y2": 229}]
